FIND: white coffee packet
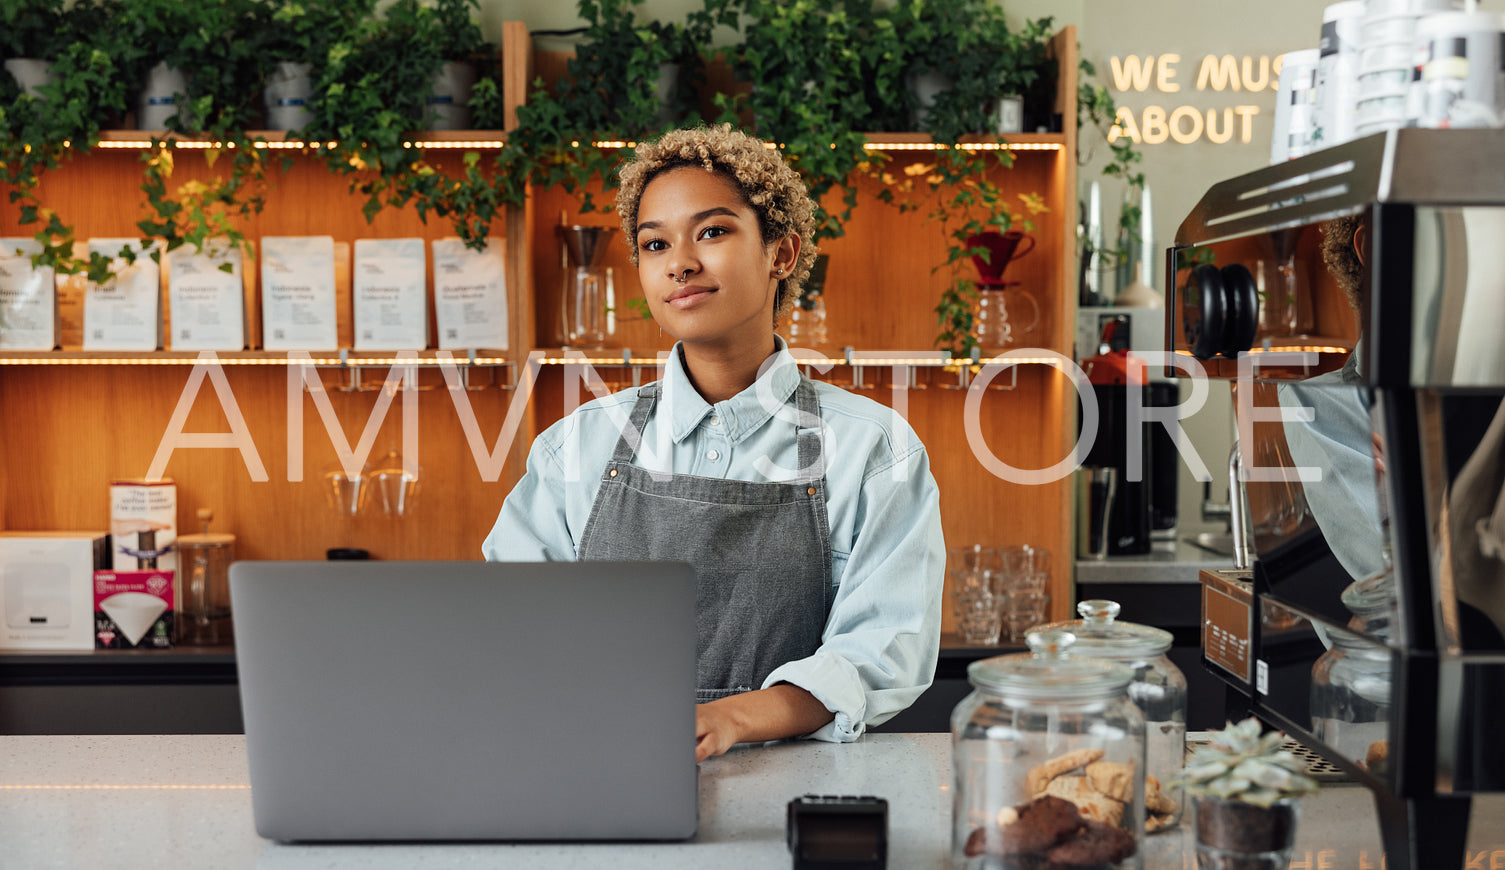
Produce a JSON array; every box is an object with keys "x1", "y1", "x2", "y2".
[
  {"x1": 354, "y1": 238, "x2": 427, "y2": 350},
  {"x1": 0, "y1": 237, "x2": 56, "y2": 350},
  {"x1": 83, "y1": 238, "x2": 162, "y2": 351},
  {"x1": 433, "y1": 237, "x2": 507, "y2": 350},
  {"x1": 261, "y1": 235, "x2": 338, "y2": 350},
  {"x1": 168, "y1": 239, "x2": 246, "y2": 351}
]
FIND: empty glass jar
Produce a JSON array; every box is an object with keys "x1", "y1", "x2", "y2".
[
  {"x1": 1032, "y1": 600, "x2": 1187, "y2": 832},
  {"x1": 951, "y1": 629, "x2": 1145, "y2": 869},
  {"x1": 176, "y1": 508, "x2": 235, "y2": 646}
]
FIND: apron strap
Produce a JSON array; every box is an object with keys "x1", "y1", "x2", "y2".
[
  {"x1": 608, "y1": 383, "x2": 660, "y2": 466},
  {"x1": 794, "y1": 377, "x2": 825, "y2": 482}
]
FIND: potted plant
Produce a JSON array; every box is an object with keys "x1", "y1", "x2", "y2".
[
  {"x1": 1, "y1": 0, "x2": 136, "y2": 281},
  {"x1": 1169, "y1": 717, "x2": 1320, "y2": 870},
  {"x1": 426, "y1": 0, "x2": 485, "y2": 130},
  {"x1": 256, "y1": 0, "x2": 372, "y2": 131},
  {"x1": 1, "y1": 0, "x2": 68, "y2": 97}
]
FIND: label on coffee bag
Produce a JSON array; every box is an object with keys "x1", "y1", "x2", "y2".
[
  {"x1": 354, "y1": 238, "x2": 427, "y2": 350},
  {"x1": 82, "y1": 238, "x2": 161, "y2": 351},
  {"x1": 433, "y1": 237, "x2": 507, "y2": 350},
  {"x1": 0, "y1": 237, "x2": 56, "y2": 350},
  {"x1": 261, "y1": 235, "x2": 337, "y2": 350},
  {"x1": 168, "y1": 240, "x2": 246, "y2": 350}
]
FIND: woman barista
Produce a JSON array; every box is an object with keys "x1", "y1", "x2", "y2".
[{"x1": 482, "y1": 126, "x2": 945, "y2": 762}]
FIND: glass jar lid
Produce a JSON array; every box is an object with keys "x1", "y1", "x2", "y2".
[
  {"x1": 1029, "y1": 599, "x2": 1173, "y2": 659},
  {"x1": 967, "y1": 629, "x2": 1134, "y2": 700}
]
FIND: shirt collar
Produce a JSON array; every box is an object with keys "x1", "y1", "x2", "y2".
[{"x1": 661, "y1": 336, "x2": 802, "y2": 443}]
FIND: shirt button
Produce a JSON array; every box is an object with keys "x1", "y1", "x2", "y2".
[
  {"x1": 709, "y1": 414, "x2": 720, "y2": 426},
  {"x1": 707, "y1": 450, "x2": 720, "y2": 461}
]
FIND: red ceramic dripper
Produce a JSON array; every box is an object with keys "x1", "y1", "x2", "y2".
[{"x1": 968, "y1": 231, "x2": 1035, "y2": 286}]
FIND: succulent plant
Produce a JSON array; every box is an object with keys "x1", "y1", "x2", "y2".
[{"x1": 1168, "y1": 718, "x2": 1319, "y2": 808}]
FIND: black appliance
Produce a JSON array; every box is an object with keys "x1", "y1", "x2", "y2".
[{"x1": 1167, "y1": 128, "x2": 1505, "y2": 870}]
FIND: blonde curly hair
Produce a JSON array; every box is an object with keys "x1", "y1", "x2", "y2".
[{"x1": 616, "y1": 124, "x2": 819, "y2": 326}]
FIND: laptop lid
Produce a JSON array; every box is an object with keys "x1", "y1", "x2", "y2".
[{"x1": 229, "y1": 560, "x2": 698, "y2": 842}]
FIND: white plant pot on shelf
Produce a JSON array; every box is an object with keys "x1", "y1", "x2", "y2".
[
  {"x1": 996, "y1": 94, "x2": 1024, "y2": 134},
  {"x1": 137, "y1": 63, "x2": 189, "y2": 130},
  {"x1": 908, "y1": 68, "x2": 953, "y2": 129},
  {"x1": 4, "y1": 58, "x2": 53, "y2": 99},
  {"x1": 654, "y1": 62, "x2": 681, "y2": 124},
  {"x1": 424, "y1": 61, "x2": 476, "y2": 131},
  {"x1": 263, "y1": 61, "x2": 314, "y2": 131}
]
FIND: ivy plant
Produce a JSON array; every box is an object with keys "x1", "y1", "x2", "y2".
[{"x1": 1078, "y1": 56, "x2": 1147, "y2": 278}]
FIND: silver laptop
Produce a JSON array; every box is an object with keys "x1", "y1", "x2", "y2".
[{"x1": 229, "y1": 560, "x2": 698, "y2": 842}]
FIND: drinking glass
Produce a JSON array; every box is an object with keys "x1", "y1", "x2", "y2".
[
  {"x1": 1004, "y1": 590, "x2": 1051, "y2": 642},
  {"x1": 948, "y1": 545, "x2": 1001, "y2": 574},
  {"x1": 953, "y1": 569, "x2": 1007, "y2": 645}
]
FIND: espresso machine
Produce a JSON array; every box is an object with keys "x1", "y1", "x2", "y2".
[{"x1": 1168, "y1": 128, "x2": 1505, "y2": 870}]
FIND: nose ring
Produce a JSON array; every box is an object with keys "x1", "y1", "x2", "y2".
[{"x1": 672, "y1": 269, "x2": 691, "y2": 284}]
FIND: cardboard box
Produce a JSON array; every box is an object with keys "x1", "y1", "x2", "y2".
[
  {"x1": 0, "y1": 532, "x2": 111, "y2": 650},
  {"x1": 94, "y1": 570, "x2": 174, "y2": 649},
  {"x1": 110, "y1": 479, "x2": 177, "y2": 573}
]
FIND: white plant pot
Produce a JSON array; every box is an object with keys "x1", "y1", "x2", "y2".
[
  {"x1": 138, "y1": 63, "x2": 189, "y2": 130},
  {"x1": 4, "y1": 58, "x2": 53, "y2": 99},
  {"x1": 996, "y1": 94, "x2": 1024, "y2": 134},
  {"x1": 263, "y1": 61, "x2": 314, "y2": 131},
  {"x1": 909, "y1": 68, "x2": 953, "y2": 129},
  {"x1": 425, "y1": 61, "x2": 476, "y2": 130},
  {"x1": 654, "y1": 62, "x2": 681, "y2": 124}
]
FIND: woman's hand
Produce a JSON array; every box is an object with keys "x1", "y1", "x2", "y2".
[{"x1": 694, "y1": 683, "x2": 835, "y2": 763}]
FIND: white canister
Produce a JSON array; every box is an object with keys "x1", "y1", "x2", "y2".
[
  {"x1": 1315, "y1": 1, "x2": 1366, "y2": 149},
  {"x1": 425, "y1": 61, "x2": 476, "y2": 131},
  {"x1": 137, "y1": 63, "x2": 188, "y2": 130},
  {"x1": 1409, "y1": 11, "x2": 1505, "y2": 129},
  {"x1": 1272, "y1": 49, "x2": 1322, "y2": 162},
  {"x1": 3, "y1": 58, "x2": 53, "y2": 99},
  {"x1": 263, "y1": 61, "x2": 314, "y2": 131}
]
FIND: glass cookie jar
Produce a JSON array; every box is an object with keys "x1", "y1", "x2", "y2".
[
  {"x1": 951, "y1": 629, "x2": 1146, "y2": 869},
  {"x1": 1032, "y1": 600, "x2": 1188, "y2": 832}
]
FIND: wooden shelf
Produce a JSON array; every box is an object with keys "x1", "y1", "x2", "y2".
[
  {"x1": 861, "y1": 132, "x2": 1067, "y2": 152},
  {"x1": 87, "y1": 130, "x2": 510, "y2": 151},
  {"x1": 0, "y1": 350, "x2": 513, "y2": 366}
]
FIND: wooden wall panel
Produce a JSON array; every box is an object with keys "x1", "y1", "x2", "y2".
[{"x1": 0, "y1": 366, "x2": 524, "y2": 560}]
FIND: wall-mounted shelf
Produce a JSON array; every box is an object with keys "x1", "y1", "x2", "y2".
[
  {"x1": 0, "y1": 349, "x2": 512, "y2": 366},
  {"x1": 82, "y1": 130, "x2": 512, "y2": 151}
]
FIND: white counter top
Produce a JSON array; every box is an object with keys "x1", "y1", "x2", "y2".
[{"x1": 4, "y1": 733, "x2": 1504, "y2": 869}]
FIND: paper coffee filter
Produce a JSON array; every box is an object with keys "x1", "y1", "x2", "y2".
[{"x1": 101, "y1": 591, "x2": 168, "y2": 646}]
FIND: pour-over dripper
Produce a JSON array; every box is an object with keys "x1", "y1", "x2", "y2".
[
  {"x1": 558, "y1": 225, "x2": 616, "y2": 268},
  {"x1": 968, "y1": 230, "x2": 1035, "y2": 286}
]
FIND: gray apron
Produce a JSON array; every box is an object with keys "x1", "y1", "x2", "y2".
[{"x1": 577, "y1": 378, "x2": 833, "y2": 702}]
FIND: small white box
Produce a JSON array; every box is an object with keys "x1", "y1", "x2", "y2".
[
  {"x1": 0, "y1": 532, "x2": 111, "y2": 650},
  {"x1": 110, "y1": 479, "x2": 177, "y2": 574}
]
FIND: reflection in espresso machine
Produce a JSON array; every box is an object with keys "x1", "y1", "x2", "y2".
[{"x1": 1168, "y1": 128, "x2": 1505, "y2": 870}]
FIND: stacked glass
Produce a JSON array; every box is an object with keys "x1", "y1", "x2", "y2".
[
  {"x1": 948, "y1": 545, "x2": 1053, "y2": 645},
  {"x1": 999, "y1": 545, "x2": 1051, "y2": 642},
  {"x1": 949, "y1": 546, "x2": 1006, "y2": 645}
]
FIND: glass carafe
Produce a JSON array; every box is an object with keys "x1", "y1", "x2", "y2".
[
  {"x1": 557, "y1": 225, "x2": 617, "y2": 348},
  {"x1": 176, "y1": 508, "x2": 235, "y2": 646},
  {"x1": 975, "y1": 285, "x2": 1040, "y2": 352}
]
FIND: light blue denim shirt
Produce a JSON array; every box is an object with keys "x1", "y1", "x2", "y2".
[{"x1": 482, "y1": 337, "x2": 945, "y2": 742}]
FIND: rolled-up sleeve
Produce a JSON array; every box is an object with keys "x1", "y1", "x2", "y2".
[
  {"x1": 761, "y1": 442, "x2": 945, "y2": 742},
  {"x1": 481, "y1": 428, "x2": 576, "y2": 562}
]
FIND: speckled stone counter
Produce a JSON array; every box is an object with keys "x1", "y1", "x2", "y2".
[{"x1": 3, "y1": 733, "x2": 1504, "y2": 869}]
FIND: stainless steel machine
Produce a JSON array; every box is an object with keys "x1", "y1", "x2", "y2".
[{"x1": 1167, "y1": 128, "x2": 1505, "y2": 870}]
